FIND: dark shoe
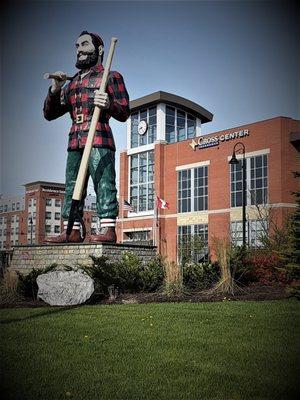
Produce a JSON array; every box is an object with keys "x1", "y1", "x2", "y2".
[
  {"x1": 90, "y1": 227, "x2": 116, "y2": 243},
  {"x1": 44, "y1": 229, "x2": 83, "y2": 244}
]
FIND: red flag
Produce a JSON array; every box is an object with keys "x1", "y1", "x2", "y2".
[{"x1": 157, "y1": 196, "x2": 169, "y2": 209}]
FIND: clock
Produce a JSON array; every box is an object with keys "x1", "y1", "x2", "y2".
[{"x1": 138, "y1": 120, "x2": 148, "y2": 135}]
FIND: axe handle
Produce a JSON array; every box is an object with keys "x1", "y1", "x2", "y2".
[
  {"x1": 43, "y1": 73, "x2": 73, "y2": 81},
  {"x1": 72, "y1": 37, "x2": 118, "y2": 201}
]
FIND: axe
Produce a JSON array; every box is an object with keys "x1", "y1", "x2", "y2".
[{"x1": 65, "y1": 37, "x2": 118, "y2": 241}]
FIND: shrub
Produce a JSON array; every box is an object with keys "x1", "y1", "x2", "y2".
[
  {"x1": 243, "y1": 249, "x2": 288, "y2": 286},
  {"x1": 140, "y1": 255, "x2": 164, "y2": 292},
  {"x1": 182, "y1": 262, "x2": 219, "y2": 290},
  {"x1": 86, "y1": 253, "x2": 165, "y2": 299},
  {"x1": 16, "y1": 264, "x2": 58, "y2": 300}
]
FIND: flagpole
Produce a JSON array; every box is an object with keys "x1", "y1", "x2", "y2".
[
  {"x1": 121, "y1": 195, "x2": 124, "y2": 243},
  {"x1": 157, "y1": 196, "x2": 160, "y2": 252},
  {"x1": 153, "y1": 193, "x2": 157, "y2": 247}
]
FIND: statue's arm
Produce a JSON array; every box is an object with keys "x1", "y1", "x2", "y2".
[
  {"x1": 107, "y1": 72, "x2": 130, "y2": 122},
  {"x1": 43, "y1": 87, "x2": 71, "y2": 121}
]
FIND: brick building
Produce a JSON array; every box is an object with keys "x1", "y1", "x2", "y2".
[
  {"x1": 0, "y1": 181, "x2": 98, "y2": 248},
  {"x1": 116, "y1": 91, "x2": 300, "y2": 262}
]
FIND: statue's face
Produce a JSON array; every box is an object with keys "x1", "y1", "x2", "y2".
[
  {"x1": 75, "y1": 34, "x2": 103, "y2": 69},
  {"x1": 76, "y1": 34, "x2": 95, "y2": 63}
]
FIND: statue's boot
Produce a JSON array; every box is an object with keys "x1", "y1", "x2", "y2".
[
  {"x1": 44, "y1": 229, "x2": 83, "y2": 244},
  {"x1": 90, "y1": 227, "x2": 116, "y2": 243}
]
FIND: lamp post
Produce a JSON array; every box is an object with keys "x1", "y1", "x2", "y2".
[{"x1": 229, "y1": 142, "x2": 247, "y2": 247}]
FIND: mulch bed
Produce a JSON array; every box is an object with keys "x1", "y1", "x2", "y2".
[{"x1": 0, "y1": 284, "x2": 292, "y2": 309}]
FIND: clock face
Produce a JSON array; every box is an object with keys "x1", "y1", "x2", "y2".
[{"x1": 138, "y1": 120, "x2": 148, "y2": 136}]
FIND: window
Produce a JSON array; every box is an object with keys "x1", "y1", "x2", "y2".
[
  {"x1": 16, "y1": 227, "x2": 19, "y2": 235},
  {"x1": 4, "y1": 205, "x2": 8, "y2": 212},
  {"x1": 130, "y1": 151, "x2": 154, "y2": 212},
  {"x1": 166, "y1": 106, "x2": 196, "y2": 143},
  {"x1": 130, "y1": 107, "x2": 157, "y2": 148},
  {"x1": 91, "y1": 215, "x2": 98, "y2": 223},
  {"x1": 250, "y1": 155, "x2": 268, "y2": 205},
  {"x1": 231, "y1": 219, "x2": 267, "y2": 247},
  {"x1": 0, "y1": 217, "x2": 2, "y2": 224},
  {"x1": 0, "y1": 230, "x2": 2, "y2": 236},
  {"x1": 12, "y1": 203, "x2": 15, "y2": 211},
  {"x1": 0, "y1": 206, "x2": 3, "y2": 212},
  {"x1": 16, "y1": 215, "x2": 19, "y2": 223},
  {"x1": 16, "y1": 202, "x2": 20, "y2": 210},
  {"x1": 178, "y1": 166, "x2": 208, "y2": 213},
  {"x1": 55, "y1": 199, "x2": 61, "y2": 207},
  {"x1": 124, "y1": 231, "x2": 150, "y2": 242},
  {"x1": 3, "y1": 229, "x2": 7, "y2": 236},
  {"x1": 178, "y1": 224, "x2": 208, "y2": 263},
  {"x1": 46, "y1": 198, "x2": 52, "y2": 206},
  {"x1": 33, "y1": 212, "x2": 36, "y2": 220},
  {"x1": 33, "y1": 198, "x2": 37, "y2": 207},
  {"x1": 178, "y1": 170, "x2": 191, "y2": 213},
  {"x1": 91, "y1": 227, "x2": 97, "y2": 235},
  {"x1": 45, "y1": 212, "x2": 51, "y2": 220},
  {"x1": 45, "y1": 225, "x2": 51, "y2": 234},
  {"x1": 54, "y1": 225, "x2": 60, "y2": 234},
  {"x1": 91, "y1": 203, "x2": 97, "y2": 210},
  {"x1": 55, "y1": 212, "x2": 61, "y2": 220},
  {"x1": 11, "y1": 228, "x2": 14, "y2": 235},
  {"x1": 231, "y1": 154, "x2": 268, "y2": 207}
]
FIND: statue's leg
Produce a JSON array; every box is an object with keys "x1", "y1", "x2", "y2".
[
  {"x1": 88, "y1": 148, "x2": 118, "y2": 242},
  {"x1": 45, "y1": 150, "x2": 88, "y2": 243}
]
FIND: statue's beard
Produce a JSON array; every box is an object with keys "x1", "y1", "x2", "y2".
[{"x1": 76, "y1": 49, "x2": 99, "y2": 69}]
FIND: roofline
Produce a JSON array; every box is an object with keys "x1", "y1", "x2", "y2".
[
  {"x1": 24, "y1": 181, "x2": 65, "y2": 188},
  {"x1": 202, "y1": 116, "x2": 299, "y2": 137},
  {"x1": 130, "y1": 91, "x2": 213, "y2": 124}
]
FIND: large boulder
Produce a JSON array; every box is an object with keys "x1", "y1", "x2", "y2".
[{"x1": 37, "y1": 270, "x2": 94, "y2": 306}]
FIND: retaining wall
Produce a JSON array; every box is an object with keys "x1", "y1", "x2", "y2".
[{"x1": 9, "y1": 243, "x2": 157, "y2": 274}]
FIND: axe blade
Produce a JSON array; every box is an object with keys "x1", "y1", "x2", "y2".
[{"x1": 66, "y1": 199, "x2": 81, "y2": 238}]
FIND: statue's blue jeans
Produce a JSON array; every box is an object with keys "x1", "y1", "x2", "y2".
[{"x1": 61, "y1": 148, "x2": 118, "y2": 221}]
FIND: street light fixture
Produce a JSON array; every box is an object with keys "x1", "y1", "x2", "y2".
[{"x1": 229, "y1": 142, "x2": 247, "y2": 247}]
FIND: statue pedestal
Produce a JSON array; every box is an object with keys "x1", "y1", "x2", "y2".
[{"x1": 9, "y1": 243, "x2": 157, "y2": 275}]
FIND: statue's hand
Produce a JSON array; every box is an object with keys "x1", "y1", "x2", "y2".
[
  {"x1": 94, "y1": 90, "x2": 110, "y2": 109},
  {"x1": 50, "y1": 71, "x2": 67, "y2": 94}
]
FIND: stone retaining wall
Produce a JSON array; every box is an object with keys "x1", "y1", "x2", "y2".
[{"x1": 9, "y1": 243, "x2": 157, "y2": 274}]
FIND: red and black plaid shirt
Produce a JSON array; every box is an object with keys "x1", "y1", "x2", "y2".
[{"x1": 43, "y1": 64, "x2": 130, "y2": 151}]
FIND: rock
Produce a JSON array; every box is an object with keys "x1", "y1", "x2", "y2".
[{"x1": 37, "y1": 270, "x2": 94, "y2": 306}]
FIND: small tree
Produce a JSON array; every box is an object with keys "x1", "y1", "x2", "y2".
[
  {"x1": 178, "y1": 234, "x2": 206, "y2": 266},
  {"x1": 286, "y1": 172, "x2": 300, "y2": 282}
]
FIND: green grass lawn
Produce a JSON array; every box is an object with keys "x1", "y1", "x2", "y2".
[{"x1": 0, "y1": 300, "x2": 299, "y2": 400}]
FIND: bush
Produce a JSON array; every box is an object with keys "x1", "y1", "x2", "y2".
[
  {"x1": 140, "y1": 255, "x2": 165, "y2": 292},
  {"x1": 85, "y1": 253, "x2": 165, "y2": 299},
  {"x1": 233, "y1": 249, "x2": 290, "y2": 286},
  {"x1": 16, "y1": 264, "x2": 58, "y2": 300},
  {"x1": 183, "y1": 262, "x2": 219, "y2": 290}
]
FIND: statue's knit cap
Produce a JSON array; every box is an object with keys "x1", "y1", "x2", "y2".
[{"x1": 90, "y1": 33, "x2": 104, "y2": 47}]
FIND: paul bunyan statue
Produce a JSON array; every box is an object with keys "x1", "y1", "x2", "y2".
[{"x1": 43, "y1": 31, "x2": 130, "y2": 243}]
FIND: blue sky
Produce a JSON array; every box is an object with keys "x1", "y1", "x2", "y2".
[{"x1": 1, "y1": 0, "x2": 299, "y2": 195}]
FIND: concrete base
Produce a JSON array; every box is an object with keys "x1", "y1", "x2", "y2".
[{"x1": 9, "y1": 243, "x2": 157, "y2": 275}]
